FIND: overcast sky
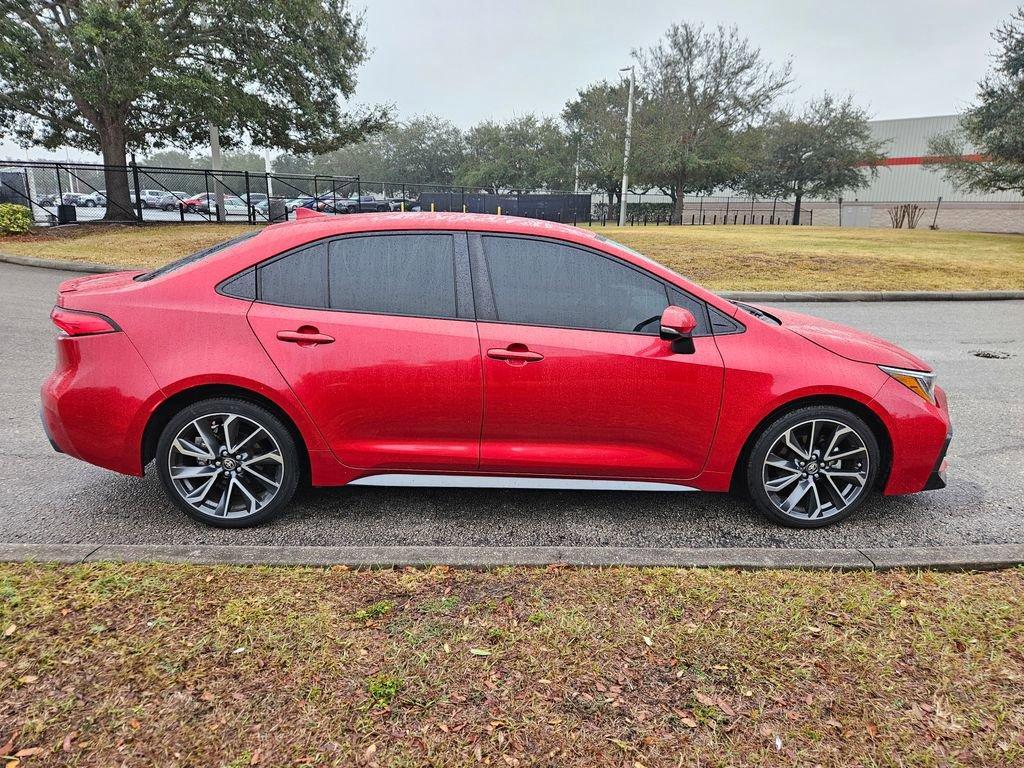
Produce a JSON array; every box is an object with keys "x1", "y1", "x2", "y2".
[{"x1": 4, "y1": 0, "x2": 1018, "y2": 161}]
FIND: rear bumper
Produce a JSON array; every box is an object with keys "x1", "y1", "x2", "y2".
[{"x1": 41, "y1": 332, "x2": 162, "y2": 476}]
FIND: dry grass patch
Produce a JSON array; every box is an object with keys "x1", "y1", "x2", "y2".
[
  {"x1": 2, "y1": 562, "x2": 1023, "y2": 766},
  {"x1": 0, "y1": 223, "x2": 256, "y2": 269},
  {"x1": 589, "y1": 225, "x2": 1024, "y2": 291},
  {"x1": 2, "y1": 222, "x2": 1022, "y2": 291}
]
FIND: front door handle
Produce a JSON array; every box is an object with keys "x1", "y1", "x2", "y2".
[
  {"x1": 276, "y1": 326, "x2": 335, "y2": 346},
  {"x1": 487, "y1": 345, "x2": 544, "y2": 363}
]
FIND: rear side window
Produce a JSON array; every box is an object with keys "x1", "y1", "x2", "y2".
[
  {"x1": 482, "y1": 236, "x2": 668, "y2": 334},
  {"x1": 328, "y1": 234, "x2": 456, "y2": 318},
  {"x1": 259, "y1": 243, "x2": 327, "y2": 308}
]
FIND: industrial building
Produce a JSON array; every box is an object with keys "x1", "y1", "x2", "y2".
[{"x1": 807, "y1": 114, "x2": 1023, "y2": 232}]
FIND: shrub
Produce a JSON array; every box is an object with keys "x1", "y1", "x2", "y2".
[{"x1": 0, "y1": 203, "x2": 32, "y2": 236}]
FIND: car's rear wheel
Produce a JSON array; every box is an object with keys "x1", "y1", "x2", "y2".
[
  {"x1": 156, "y1": 398, "x2": 300, "y2": 528},
  {"x1": 746, "y1": 405, "x2": 880, "y2": 528}
]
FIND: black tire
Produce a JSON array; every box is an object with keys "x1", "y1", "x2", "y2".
[
  {"x1": 745, "y1": 405, "x2": 880, "y2": 528},
  {"x1": 155, "y1": 397, "x2": 300, "y2": 528}
]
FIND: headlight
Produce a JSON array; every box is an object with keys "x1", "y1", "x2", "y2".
[{"x1": 879, "y1": 365, "x2": 937, "y2": 404}]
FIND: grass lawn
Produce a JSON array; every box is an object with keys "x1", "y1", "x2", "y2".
[
  {"x1": 2, "y1": 563, "x2": 1022, "y2": 766},
  {"x1": 2, "y1": 221, "x2": 1023, "y2": 291}
]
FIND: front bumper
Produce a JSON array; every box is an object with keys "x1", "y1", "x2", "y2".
[
  {"x1": 923, "y1": 431, "x2": 952, "y2": 490},
  {"x1": 873, "y1": 379, "x2": 952, "y2": 495}
]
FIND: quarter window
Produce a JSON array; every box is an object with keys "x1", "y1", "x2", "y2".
[
  {"x1": 482, "y1": 236, "x2": 668, "y2": 334},
  {"x1": 328, "y1": 234, "x2": 456, "y2": 318}
]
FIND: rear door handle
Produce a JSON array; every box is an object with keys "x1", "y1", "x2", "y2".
[
  {"x1": 276, "y1": 327, "x2": 335, "y2": 346},
  {"x1": 487, "y1": 346, "x2": 544, "y2": 363}
]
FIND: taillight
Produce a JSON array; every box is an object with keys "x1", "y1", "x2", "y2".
[{"x1": 50, "y1": 306, "x2": 120, "y2": 336}]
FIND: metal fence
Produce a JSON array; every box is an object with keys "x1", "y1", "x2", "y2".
[{"x1": 0, "y1": 159, "x2": 815, "y2": 227}]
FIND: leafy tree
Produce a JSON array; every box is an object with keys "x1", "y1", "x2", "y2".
[
  {"x1": 631, "y1": 22, "x2": 792, "y2": 219},
  {"x1": 0, "y1": 1, "x2": 389, "y2": 221},
  {"x1": 926, "y1": 7, "x2": 1024, "y2": 195},
  {"x1": 457, "y1": 115, "x2": 573, "y2": 192},
  {"x1": 563, "y1": 80, "x2": 629, "y2": 210},
  {"x1": 143, "y1": 150, "x2": 201, "y2": 169},
  {"x1": 740, "y1": 94, "x2": 886, "y2": 224}
]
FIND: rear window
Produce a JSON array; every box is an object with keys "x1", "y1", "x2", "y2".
[{"x1": 135, "y1": 230, "x2": 260, "y2": 282}]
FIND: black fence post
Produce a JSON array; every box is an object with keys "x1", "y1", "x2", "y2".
[
  {"x1": 55, "y1": 162, "x2": 64, "y2": 205},
  {"x1": 244, "y1": 171, "x2": 252, "y2": 223},
  {"x1": 130, "y1": 154, "x2": 143, "y2": 220},
  {"x1": 724, "y1": 197, "x2": 730, "y2": 224}
]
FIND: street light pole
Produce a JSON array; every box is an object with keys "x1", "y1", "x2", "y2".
[
  {"x1": 209, "y1": 122, "x2": 225, "y2": 222},
  {"x1": 618, "y1": 65, "x2": 635, "y2": 227}
]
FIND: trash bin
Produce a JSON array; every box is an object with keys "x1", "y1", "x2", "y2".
[
  {"x1": 268, "y1": 199, "x2": 287, "y2": 223},
  {"x1": 57, "y1": 204, "x2": 77, "y2": 225}
]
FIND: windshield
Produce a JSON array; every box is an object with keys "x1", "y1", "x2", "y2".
[{"x1": 135, "y1": 230, "x2": 260, "y2": 282}]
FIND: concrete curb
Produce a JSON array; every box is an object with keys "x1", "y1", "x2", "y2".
[
  {"x1": 1, "y1": 542, "x2": 1022, "y2": 571},
  {"x1": 719, "y1": 290, "x2": 1024, "y2": 302},
  {"x1": 0, "y1": 252, "x2": 124, "y2": 274},
  {"x1": 3, "y1": 252, "x2": 1023, "y2": 301}
]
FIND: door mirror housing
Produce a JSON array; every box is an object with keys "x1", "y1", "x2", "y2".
[{"x1": 659, "y1": 305, "x2": 698, "y2": 341}]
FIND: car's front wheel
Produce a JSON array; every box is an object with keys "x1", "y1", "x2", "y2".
[
  {"x1": 155, "y1": 398, "x2": 300, "y2": 527},
  {"x1": 746, "y1": 405, "x2": 880, "y2": 528}
]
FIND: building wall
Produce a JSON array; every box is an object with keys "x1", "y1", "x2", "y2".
[{"x1": 814, "y1": 115, "x2": 1024, "y2": 204}]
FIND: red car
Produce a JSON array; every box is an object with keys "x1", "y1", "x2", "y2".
[{"x1": 41, "y1": 212, "x2": 951, "y2": 528}]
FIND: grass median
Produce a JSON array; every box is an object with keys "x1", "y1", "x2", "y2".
[
  {"x1": 2, "y1": 562, "x2": 1022, "y2": 766},
  {"x1": 1, "y1": 221, "x2": 1022, "y2": 292}
]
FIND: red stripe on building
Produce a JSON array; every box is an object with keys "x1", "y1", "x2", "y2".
[{"x1": 876, "y1": 154, "x2": 986, "y2": 166}]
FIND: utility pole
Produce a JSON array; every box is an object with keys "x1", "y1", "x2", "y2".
[
  {"x1": 618, "y1": 65, "x2": 635, "y2": 227},
  {"x1": 209, "y1": 122, "x2": 225, "y2": 222},
  {"x1": 573, "y1": 139, "x2": 580, "y2": 194}
]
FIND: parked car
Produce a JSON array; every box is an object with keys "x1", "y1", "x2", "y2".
[
  {"x1": 335, "y1": 194, "x2": 390, "y2": 213},
  {"x1": 285, "y1": 196, "x2": 315, "y2": 212},
  {"x1": 81, "y1": 190, "x2": 107, "y2": 207},
  {"x1": 41, "y1": 212, "x2": 951, "y2": 529},
  {"x1": 388, "y1": 197, "x2": 420, "y2": 212},
  {"x1": 137, "y1": 189, "x2": 170, "y2": 209},
  {"x1": 152, "y1": 191, "x2": 188, "y2": 211},
  {"x1": 181, "y1": 193, "x2": 249, "y2": 215},
  {"x1": 60, "y1": 192, "x2": 90, "y2": 206}
]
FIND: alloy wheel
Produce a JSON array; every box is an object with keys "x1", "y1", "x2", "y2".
[
  {"x1": 761, "y1": 418, "x2": 870, "y2": 521},
  {"x1": 167, "y1": 413, "x2": 285, "y2": 519}
]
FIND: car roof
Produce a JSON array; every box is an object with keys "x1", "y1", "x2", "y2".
[{"x1": 262, "y1": 211, "x2": 606, "y2": 247}]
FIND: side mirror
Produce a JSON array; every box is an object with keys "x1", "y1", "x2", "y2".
[{"x1": 659, "y1": 305, "x2": 698, "y2": 341}]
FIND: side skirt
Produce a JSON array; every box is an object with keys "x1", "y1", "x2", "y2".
[{"x1": 348, "y1": 474, "x2": 698, "y2": 492}]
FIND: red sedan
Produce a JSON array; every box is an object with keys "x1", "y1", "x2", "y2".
[{"x1": 41, "y1": 212, "x2": 951, "y2": 528}]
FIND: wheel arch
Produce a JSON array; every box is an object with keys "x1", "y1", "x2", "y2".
[
  {"x1": 141, "y1": 383, "x2": 311, "y2": 480},
  {"x1": 728, "y1": 394, "x2": 893, "y2": 494}
]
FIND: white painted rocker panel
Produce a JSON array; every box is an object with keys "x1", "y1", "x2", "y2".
[{"x1": 347, "y1": 474, "x2": 698, "y2": 492}]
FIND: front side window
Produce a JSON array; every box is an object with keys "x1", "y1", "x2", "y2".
[
  {"x1": 482, "y1": 236, "x2": 668, "y2": 334},
  {"x1": 328, "y1": 234, "x2": 456, "y2": 318}
]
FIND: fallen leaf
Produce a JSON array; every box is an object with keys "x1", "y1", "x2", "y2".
[
  {"x1": 469, "y1": 648, "x2": 491, "y2": 657},
  {"x1": 249, "y1": 748, "x2": 262, "y2": 765},
  {"x1": 2, "y1": 625, "x2": 15, "y2": 638},
  {"x1": 17, "y1": 676, "x2": 37, "y2": 685},
  {"x1": 232, "y1": 647, "x2": 246, "y2": 655},
  {"x1": 694, "y1": 692, "x2": 716, "y2": 707},
  {"x1": 364, "y1": 743, "x2": 377, "y2": 758},
  {"x1": 642, "y1": 636, "x2": 653, "y2": 647},
  {"x1": 866, "y1": 722, "x2": 878, "y2": 737},
  {"x1": 62, "y1": 732, "x2": 76, "y2": 752},
  {"x1": 15, "y1": 748, "x2": 44, "y2": 758},
  {"x1": 680, "y1": 717, "x2": 698, "y2": 728}
]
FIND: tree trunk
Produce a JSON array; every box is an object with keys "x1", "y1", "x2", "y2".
[
  {"x1": 99, "y1": 122, "x2": 137, "y2": 222},
  {"x1": 792, "y1": 192, "x2": 802, "y2": 225},
  {"x1": 672, "y1": 182, "x2": 684, "y2": 223}
]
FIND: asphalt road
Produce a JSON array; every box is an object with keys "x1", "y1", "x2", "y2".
[{"x1": 2, "y1": 261, "x2": 1022, "y2": 549}]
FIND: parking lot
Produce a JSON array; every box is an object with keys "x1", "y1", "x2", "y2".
[{"x1": 2, "y1": 260, "x2": 1022, "y2": 550}]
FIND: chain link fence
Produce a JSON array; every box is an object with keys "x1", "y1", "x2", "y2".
[{"x1": 0, "y1": 159, "x2": 818, "y2": 227}]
